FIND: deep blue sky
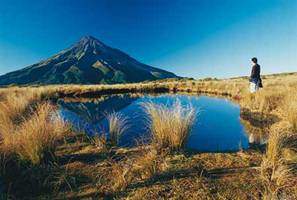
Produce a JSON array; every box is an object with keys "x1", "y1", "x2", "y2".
[{"x1": 0, "y1": 0, "x2": 296, "y2": 78}]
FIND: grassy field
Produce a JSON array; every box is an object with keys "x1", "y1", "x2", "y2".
[{"x1": 0, "y1": 73, "x2": 296, "y2": 199}]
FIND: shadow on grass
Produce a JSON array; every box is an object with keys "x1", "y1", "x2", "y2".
[
  {"x1": 76, "y1": 166, "x2": 209, "y2": 199},
  {"x1": 57, "y1": 152, "x2": 108, "y2": 165},
  {"x1": 105, "y1": 163, "x2": 207, "y2": 199}
]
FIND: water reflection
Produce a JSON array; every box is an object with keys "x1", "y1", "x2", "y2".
[
  {"x1": 58, "y1": 94, "x2": 138, "y2": 123},
  {"x1": 239, "y1": 107, "x2": 279, "y2": 146},
  {"x1": 240, "y1": 118, "x2": 268, "y2": 145},
  {"x1": 57, "y1": 94, "x2": 252, "y2": 152}
]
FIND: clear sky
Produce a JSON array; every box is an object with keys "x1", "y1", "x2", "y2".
[{"x1": 0, "y1": 0, "x2": 296, "y2": 78}]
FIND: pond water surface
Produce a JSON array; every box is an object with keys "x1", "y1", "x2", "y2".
[{"x1": 57, "y1": 94, "x2": 249, "y2": 152}]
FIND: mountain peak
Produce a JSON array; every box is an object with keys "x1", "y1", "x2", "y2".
[
  {"x1": 74, "y1": 35, "x2": 106, "y2": 53},
  {"x1": 80, "y1": 35, "x2": 98, "y2": 42}
]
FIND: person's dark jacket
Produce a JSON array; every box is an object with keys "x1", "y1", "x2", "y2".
[
  {"x1": 250, "y1": 64, "x2": 261, "y2": 80},
  {"x1": 250, "y1": 64, "x2": 260, "y2": 81},
  {"x1": 250, "y1": 64, "x2": 262, "y2": 87}
]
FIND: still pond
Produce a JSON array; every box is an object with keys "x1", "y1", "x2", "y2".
[{"x1": 57, "y1": 94, "x2": 250, "y2": 152}]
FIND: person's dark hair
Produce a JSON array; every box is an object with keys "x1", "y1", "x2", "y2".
[{"x1": 251, "y1": 57, "x2": 258, "y2": 63}]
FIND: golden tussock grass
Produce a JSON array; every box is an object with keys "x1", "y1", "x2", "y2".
[
  {"x1": 109, "y1": 147, "x2": 168, "y2": 192},
  {"x1": 106, "y1": 111, "x2": 129, "y2": 146},
  {"x1": 0, "y1": 101, "x2": 70, "y2": 165},
  {"x1": 87, "y1": 134, "x2": 108, "y2": 152},
  {"x1": 259, "y1": 129, "x2": 297, "y2": 199},
  {"x1": 16, "y1": 103, "x2": 69, "y2": 164},
  {"x1": 143, "y1": 100, "x2": 196, "y2": 151},
  {"x1": 283, "y1": 92, "x2": 297, "y2": 132},
  {"x1": 0, "y1": 90, "x2": 40, "y2": 152},
  {"x1": 109, "y1": 161, "x2": 134, "y2": 192},
  {"x1": 131, "y1": 147, "x2": 168, "y2": 180}
]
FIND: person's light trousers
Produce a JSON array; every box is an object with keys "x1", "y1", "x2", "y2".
[{"x1": 250, "y1": 82, "x2": 259, "y2": 93}]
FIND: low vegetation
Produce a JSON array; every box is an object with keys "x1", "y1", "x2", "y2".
[
  {"x1": 0, "y1": 90, "x2": 69, "y2": 165},
  {"x1": 0, "y1": 72, "x2": 296, "y2": 199},
  {"x1": 259, "y1": 130, "x2": 297, "y2": 199},
  {"x1": 106, "y1": 111, "x2": 129, "y2": 147},
  {"x1": 143, "y1": 100, "x2": 196, "y2": 151}
]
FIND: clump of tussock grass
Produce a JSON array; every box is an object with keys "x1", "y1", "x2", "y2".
[
  {"x1": 143, "y1": 100, "x2": 196, "y2": 151},
  {"x1": 16, "y1": 103, "x2": 70, "y2": 164},
  {"x1": 107, "y1": 147, "x2": 168, "y2": 192},
  {"x1": 0, "y1": 102, "x2": 70, "y2": 165},
  {"x1": 259, "y1": 130, "x2": 297, "y2": 199},
  {"x1": 283, "y1": 92, "x2": 297, "y2": 132},
  {"x1": 87, "y1": 134, "x2": 108, "y2": 152},
  {"x1": 109, "y1": 160, "x2": 134, "y2": 192},
  {"x1": 0, "y1": 92, "x2": 33, "y2": 123},
  {"x1": 260, "y1": 157, "x2": 293, "y2": 199},
  {"x1": 0, "y1": 88, "x2": 48, "y2": 128},
  {"x1": 106, "y1": 111, "x2": 129, "y2": 146},
  {"x1": 0, "y1": 100, "x2": 70, "y2": 198},
  {"x1": 132, "y1": 146, "x2": 168, "y2": 180},
  {"x1": 49, "y1": 162, "x2": 77, "y2": 193},
  {"x1": 0, "y1": 92, "x2": 39, "y2": 151}
]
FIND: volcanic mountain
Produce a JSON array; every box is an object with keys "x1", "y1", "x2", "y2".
[{"x1": 0, "y1": 36, "x2": 177, "y2": 85}]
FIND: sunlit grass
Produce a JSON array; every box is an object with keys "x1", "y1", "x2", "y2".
[
  {"x1": 283, "y1": 92, "x2": 297, "y2": 132},
  {"x1": 143, "y1": 100, "x2": 196, "y2": 150},
  {"x1": 108, "y1": 146, "x2": 167, "y2": 192},
  {"x1": 259, "y1": 130, "x2": 297, "y2": 199},
  {"x1": 0, "y1": 102, "x2": 69, "y2": 165},
  {"x1": 106, "y1": 111, "x2": 129, "y2": 146}
]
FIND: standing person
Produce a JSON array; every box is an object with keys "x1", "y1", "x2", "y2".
[{"x1": 249, "y1": 57, "x2": 262, "y2": 93}]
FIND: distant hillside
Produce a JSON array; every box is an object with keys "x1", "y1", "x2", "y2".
[{"x1": 0, "y1": 36, "x2": 177, "y2": 85}]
